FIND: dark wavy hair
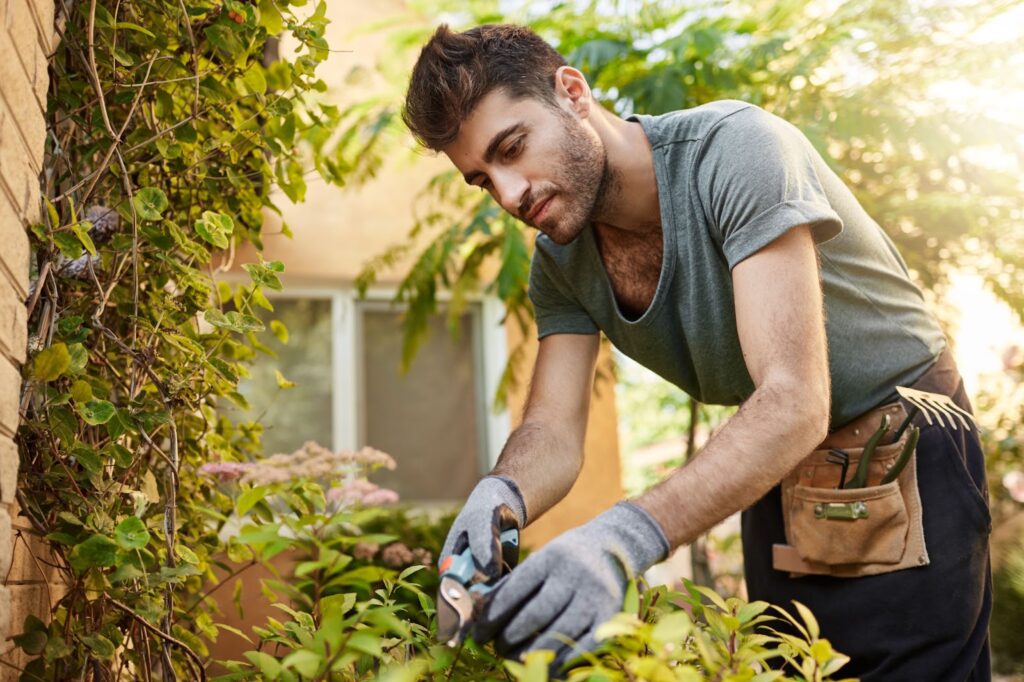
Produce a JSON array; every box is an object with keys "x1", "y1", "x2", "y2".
[{"x1": 403, "y1": 24, "x2": 567, "y2": 150}]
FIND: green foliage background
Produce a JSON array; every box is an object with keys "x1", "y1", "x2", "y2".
[{"x1": 12, "y1": 0, "x2": 1024, "y2": 677}]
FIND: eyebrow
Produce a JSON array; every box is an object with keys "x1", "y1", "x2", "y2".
[{"x1": 462, "y1": 123, "x2": 527, "y2": 185}]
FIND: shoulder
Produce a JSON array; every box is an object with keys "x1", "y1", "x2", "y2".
[{"x1": 631, "y1": 100, "x2": 764, "y2": 149}]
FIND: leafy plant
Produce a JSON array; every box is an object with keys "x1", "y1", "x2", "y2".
[{"x1": 15, "y1": 0, "x2": 353, "y2": 677}]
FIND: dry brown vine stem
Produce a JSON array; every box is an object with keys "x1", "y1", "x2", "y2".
[{"x1": 108, "y1": 598, "x2": 207, "y2": 682}]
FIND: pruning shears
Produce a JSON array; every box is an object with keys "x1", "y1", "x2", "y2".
[{"x1": 436, "y1": 528, "x2": 519, "y2": 648}]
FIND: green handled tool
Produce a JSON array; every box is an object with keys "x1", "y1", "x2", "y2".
[{"x1": 843, "y1": 414, "x2": 890, "y2": 489}]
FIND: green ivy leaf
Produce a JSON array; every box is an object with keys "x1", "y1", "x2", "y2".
[
  {"x1": 243, "y1": 63, "x2": 268, "y2": 95},
  {"x1": 70, "y1": 379, "x2": 92, "y2": 403},
  {"x1": 79, "y1": 400, "x2": 116, "y2": 425},
  {"x1": 115, "y1": 517, "x2": 150, "y2": 550},
  {"x1": 205, "y1": 309, "x2": 265, "y2": 333},
  {"x1": 71, "y1": 221, "x2": 97, "y2": 257},
  {"x1": 13, "y1": 630, "x2": 47, "y2": 656},
  {"x1": 194, "y1": 210, "x2": 234, "y2": 248},
  {"x1": 133, "y1": 188, "x2": 168, "y2": 221},
  {"x1": 102, "y1": 443, "x2": 134, "y2": 468},
  {"x1": 67, "y1": 343, "x2": 89, "y2": 375},
  {"x1": 70, "y1": 535, "x2": 120, "y2": 571},
  {"x1": 80, "y1": 633, "x2": 116, "y2": 660},
  {"x1": 175, "y1": 544, "x2": 200, "y2": 564},
  {"x1": 111, "y1": 46, "x2": 135, "y2": 66},
  {"x1": 72, "y1": 446, "x2": 103, "y2": 474},
  {"x1": 32, "y1": 343, "x2": 71, "y2": 381},
  {"x1": 53, "y1": 232, "x2": 82, "y2": 259},
  {"x1": 270, "y1": 319, "x2": 288, "y2": 343},
  {"x1": 258, "y1": 0, "x2": 283, "y2": 33}
]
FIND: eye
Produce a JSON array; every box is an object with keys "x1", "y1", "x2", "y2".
[{"x1": 504, "y1": 138, "x2": 524, "y2": 160}]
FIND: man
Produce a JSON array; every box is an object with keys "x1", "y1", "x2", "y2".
[{"x1": 403, "y1": 24, "x2": 991, "y2": 680}]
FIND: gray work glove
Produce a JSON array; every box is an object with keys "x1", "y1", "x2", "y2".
[
  {"x1": 440, "y1": 475, "x2": 527, "y2": 580},
  {"x1": 472, "y1": 502, "x2": 669, "y2": 672}
]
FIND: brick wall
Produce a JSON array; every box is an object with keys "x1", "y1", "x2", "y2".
[{"x1": 0, "y1": 0, "x2": 61, "y2": 675}]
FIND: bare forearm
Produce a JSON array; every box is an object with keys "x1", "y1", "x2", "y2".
[
  {"x1": 492, "y1": 420, "x2": 583, "y2": 524},
  {"x1": 635, "y1": 381, "x2": 828, "y2": 548}
]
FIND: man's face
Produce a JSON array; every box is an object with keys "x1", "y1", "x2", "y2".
[{"x1": 442, "y1": 88, "x2": 607, "y2": 245}]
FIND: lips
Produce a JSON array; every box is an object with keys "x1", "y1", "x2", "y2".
[{"x1": 528, "y1": 195, "x2": 553, "y2": 223}]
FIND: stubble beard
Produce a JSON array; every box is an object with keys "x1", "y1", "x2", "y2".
[{"x1": 534, "y1": 112, "x2": 617, "y2": 246}]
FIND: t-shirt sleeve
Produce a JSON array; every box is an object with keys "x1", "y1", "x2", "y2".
[
  {"x1": 697, "y1": 105, "x2": 843, "y2": 270},
  {"x1": 528, "y1": 246, "x2": 599, "y2": 339}
]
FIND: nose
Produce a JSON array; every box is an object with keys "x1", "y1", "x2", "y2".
[{"x1": 489, "y1": 168, "x2": 530, "y2": 218}]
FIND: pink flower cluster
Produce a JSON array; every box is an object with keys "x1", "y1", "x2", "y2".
[
  {"x1": 352, "y1": 541, "x2": 432, "y2": 568},
  {"x1": 326, "y1": 480, "x2": 400, "y2": 507},
  {"x1": 199, "y1": 441, "x2": 397, "y2": 488},
  {"x1": 199, "y1": 461, "x2": 251, "y2": 482}
]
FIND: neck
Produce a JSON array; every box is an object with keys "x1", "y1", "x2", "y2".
[{"x1": 588, "y1": 109, "x2": 661, "y2": 234}]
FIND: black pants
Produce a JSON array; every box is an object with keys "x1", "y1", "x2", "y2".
[{"x1": 743, "y1": 362, "x2": 993, "y2": 681}]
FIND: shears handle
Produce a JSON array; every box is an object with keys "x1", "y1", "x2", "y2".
[{"x1": 439, "y1": 527, "x2": 519, "y2": 587}]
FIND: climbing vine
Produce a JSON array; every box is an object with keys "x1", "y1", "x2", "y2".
[{"x1": 15, "y1": 0, "x2": 349, "y2": 677}]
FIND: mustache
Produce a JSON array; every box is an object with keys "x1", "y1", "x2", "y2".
[{"x1": 518, "y1": 187, "x2": 553, "y2": 222}]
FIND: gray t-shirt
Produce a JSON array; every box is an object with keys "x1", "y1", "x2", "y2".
[{"x1": 529, "y1": 100, "x2": 946, "y2": 427}]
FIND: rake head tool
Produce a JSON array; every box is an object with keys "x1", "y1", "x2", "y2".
[{"x1": 893, "y1": 386, "x2": 977, "y2": 439}]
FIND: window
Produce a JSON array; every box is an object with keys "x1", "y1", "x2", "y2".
[{"x1": 236, "y1": 289, "x2": 509, "y2": 504}]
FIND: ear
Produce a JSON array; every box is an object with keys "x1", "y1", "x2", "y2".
[{"x1": 553, "y1": 66, "x2": 593, "y2": 118}]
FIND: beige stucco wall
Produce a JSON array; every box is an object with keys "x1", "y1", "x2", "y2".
[
  {"x1": 233, "y1": 1, "x2": 624, "y2": 545},
  {"x1": 0, "y1": 0, "x2": 63, "y2": 675}
]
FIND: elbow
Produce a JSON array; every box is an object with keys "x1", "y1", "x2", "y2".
[
  {"x1": 794, "y1": 381, "x2": 830, "y2": 450},
  {"x1": 762, "y1": 375, "x2": 830, "y2": 453}
]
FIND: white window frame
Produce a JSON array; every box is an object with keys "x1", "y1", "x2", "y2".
[{"x1": 255, "y1": 284, "x2": 510, "y2": 470}]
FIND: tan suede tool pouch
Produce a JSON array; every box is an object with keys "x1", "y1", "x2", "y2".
[{"x1": 775, "y1": 402, "x2": 929, "y2": 578}]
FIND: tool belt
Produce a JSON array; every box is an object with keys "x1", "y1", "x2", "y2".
[{"x1": 773, "y1": 349, "x2": 961, "y2": 578}]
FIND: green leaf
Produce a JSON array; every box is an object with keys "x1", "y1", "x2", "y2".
[
  {"x1": 102, "y1": 443, "x2": 135, "y2": 468},
  {"x1": 793, "y1": 600, "x2": 820, "y2": 640},
  {"x1": 67, "y1": 343, "x2": 89, "y2": 374},
  {"x1": 622, "y1": 579, "x2": 640, "y2": 615},
  {"x1": 244, "y1": 651, "x2": 282, "y2": 679},
  {"x1": 72, "y1": 446, "x2": 103, "y2": 474},
  {"x1": 243, "y1": 63, "x2": 267, "y2": 95},
  {"x1": 32, "y1": 343, "x2": 71, "y2": 381},
  {"x1": 270, "y1": 319, "x2": 288, "y2": 343},
  {"x1": 70, "y1": 534, "x2": 119, "y2": 571},
  {"x1": 258, "y1": 0, "x2": 283, "y2": 33},
  {"x1": 69, "y1": 380, "x2": 92, "y2": 402},
  {"x1": 112, "y1": 46, "x2": 135, "y2": 66},
  {"x1": 115, "y1": 517, "x2": 150, "y2": 550},
  {"x1": 194, "y1": 210, "x2": 234, "y2": 248},
  {"x1": 53, "y1": 232, "x2": 81, "y2": 259},
  {"x1": 205, "y1": 309, "x2": 265, "y2": 334},
  {"x1": 282, "y1": 650, "x2": 321, "y2": 677},
  {"x1": 79, "y1": 400, "x2": 116, "y2": 425},
  {"x1": 115, "y1": 21, "x2": 156, "y2": 38},
  {"x1": 274, "y1": 369, "x2": 295, "y2": 389},
  {"x1": 175, "y1": 544, "x2": 200, "y2": 564},
  {"x1": 71, "y1": 221, "x2": 97, "y2": 257},
  {"x1": 44, "y1": 197, "x2": 60, "y2": 229},
  {"x1": 236, "y1": 487, "x2": 268, "y2": 516},
  {"x1": 133, "y1": 188, "x2": 168, "y2": 221},
  {"x1": 13, "y1": 630, "x2": 47, "y2": 656}
]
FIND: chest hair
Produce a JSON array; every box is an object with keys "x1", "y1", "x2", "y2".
[{"x1": 594, "y1": 226, "x2": 664, "y2": 320}]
